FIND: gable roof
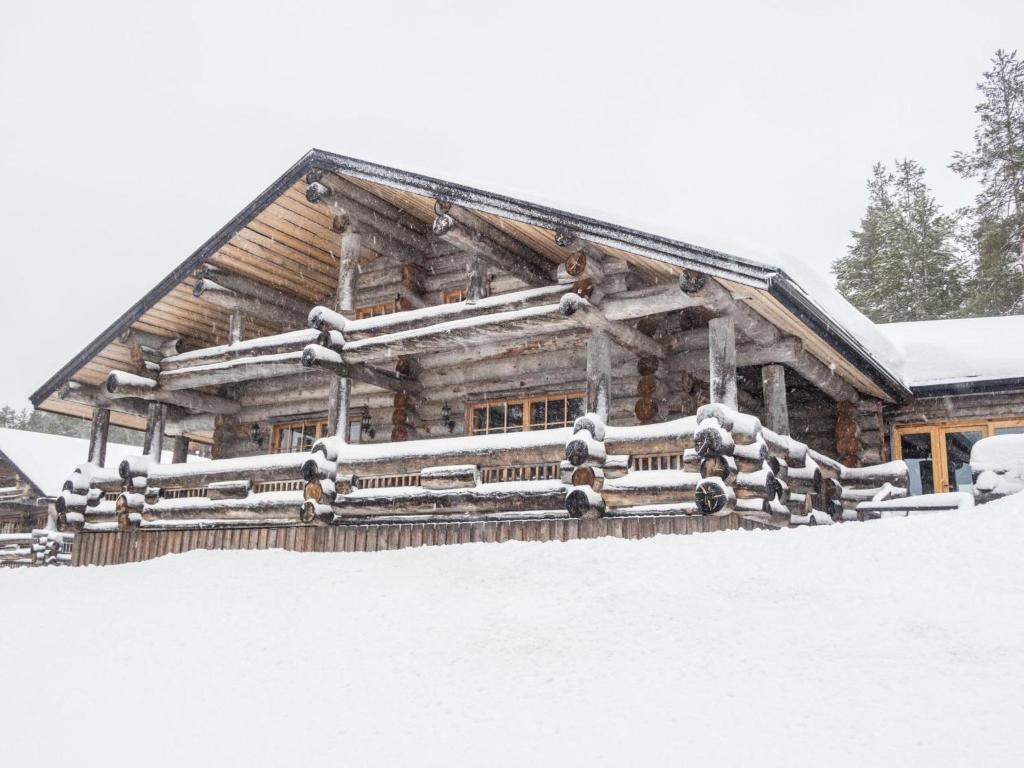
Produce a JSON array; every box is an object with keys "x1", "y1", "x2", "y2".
[{"x1": 30, "y1": 148, "x2": 913, "y2": 412}]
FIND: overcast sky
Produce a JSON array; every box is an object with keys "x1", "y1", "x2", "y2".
[{"x1": 1, "y1": 0, "x2": 1020, "y2": 407}]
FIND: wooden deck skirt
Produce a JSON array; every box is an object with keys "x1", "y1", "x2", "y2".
[{"x1": 70, "y1": 513, "x2": 773, "y2": 566}]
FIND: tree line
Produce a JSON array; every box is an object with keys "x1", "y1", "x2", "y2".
[
  {"x1": 833, "y1": 49, "x2": 1024, "y2": 322},
  {"x1": 0, "y1": 404, "x2": 142, "y2": 446}
]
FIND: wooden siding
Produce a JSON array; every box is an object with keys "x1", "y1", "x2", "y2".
[{"x1": 70, "y1": 514, "x2": 773, "y2": 566}]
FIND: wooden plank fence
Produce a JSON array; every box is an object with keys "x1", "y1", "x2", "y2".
[{"x1": 70, "y1": 513, "x2": 773, "y2": 566}]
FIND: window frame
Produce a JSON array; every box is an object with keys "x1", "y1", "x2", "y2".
[
  {"x1": 355, "y1": 301, "x2": 397, "y2": 320},
  {"x1": 443, "y1": 288, "x2": 467, "y2": 304},
  {"x1": 892, "y1": 416, "x2": 1024, "y2": 493},
  {"x1": 270, "y1": 412, "x2": 369, "y2": 453},
  {"x1": 466, "y1": 392, "x2": 585, "y2": 435}
]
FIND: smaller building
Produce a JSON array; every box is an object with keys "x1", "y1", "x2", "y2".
[
  {"x1": 0, "y1": 428, "x2": 180, "y2": 532},
  {"x1": 879, "y1": 316, "x2": 1024, "y2": 495}
]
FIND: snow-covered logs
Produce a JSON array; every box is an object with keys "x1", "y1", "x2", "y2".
[
  {"x1": 0, "y1": 530, "x2": 72, "y2": 568},
  {"x1": 564, "y1": 415, "x2": 608, "y2": 519}
]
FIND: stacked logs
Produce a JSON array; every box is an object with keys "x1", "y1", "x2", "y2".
[
  {"x1": 835, "y1": 400, "x2": 862, "y2": 468},
  {"x1": 633, "y1": 317, "x2": 664, "y2": 425},
  {"x1": 0, "y1": 531, "x2": 69, "y2": 567},
  {"x1": 563, "y1": 414, "x2": 608, "y2": 519},
  {"x1": 837, "y1": 461, "x2": 910, "y2": 520},
  {"x1": 692, "y1": 405, "x2": 781, "y2": 517},
  {"x1": 391, "y1": 390, "x2": 416, "y2": 442},
  {"x1": 635, "y1": 356, "x2": 659, "y2": 424}
]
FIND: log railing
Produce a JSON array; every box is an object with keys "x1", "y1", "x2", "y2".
[
  {"x1": 56, "y1": 405, "x2": 911, "y2": 537},
  {"x1": 0, "y1": 530, "x2": 73, "y2": 568}
]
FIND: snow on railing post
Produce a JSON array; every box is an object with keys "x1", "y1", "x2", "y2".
[{"x1": 564, "y1": 414, "x2": 607, "y2": 519}]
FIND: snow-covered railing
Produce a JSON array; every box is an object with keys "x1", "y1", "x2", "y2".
[
  {"x1": 56, "y1": 404, "x2": 915, "y2": 537},
  {"x1": 0, "y1": 530, "x2": 73, "y2": 568},
  {"x1": 971, "y1": 434, "x2": 1024, "y2": 504}
]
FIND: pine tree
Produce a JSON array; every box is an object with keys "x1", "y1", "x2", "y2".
[
  {"x1": 951, "y1": 49, "x2": 1024, "y2": 315},
  {"x1": 833, "y1": 160, "x2": 964, "y2": 322}
]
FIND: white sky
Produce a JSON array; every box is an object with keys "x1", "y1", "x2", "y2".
[{"x1": 1, "y1": 0, "x2": 1020, "y2": 407}]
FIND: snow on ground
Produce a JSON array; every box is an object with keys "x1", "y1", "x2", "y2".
[{"x1": 4, "y1": 499, "x2": 1024, "y2": 767}]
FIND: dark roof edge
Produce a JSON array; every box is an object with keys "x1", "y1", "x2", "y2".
[
  {"x1": 767, "y1": 275, "x2": 911, "y2": 401},
  {"x1": 29, "y1": 151, "x2": 321, "y2": 407},
  {"x1": 0, "y1": 445, "x2": 47, "y2": 500},
  {"x1": 909, "y1": 377, "x2": 1024, "y2": 398},
  {"x1": 31, "y1": 147, "x2": 907, "y2": 407}
]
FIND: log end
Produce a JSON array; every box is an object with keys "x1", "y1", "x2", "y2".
[{"x1": 558, "y1": 292, "x2": 584, "y2": 317}]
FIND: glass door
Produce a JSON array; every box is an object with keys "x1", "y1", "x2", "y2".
[
  {"x1": 893, "y1": 419, "x2": 1024, "y2": 494},
  {"x1": 897, "y1": 429, "x2": 935, "y2": 495},
  {"x1": 939, "y1": 427, "x2": 985, "y2": 493}
]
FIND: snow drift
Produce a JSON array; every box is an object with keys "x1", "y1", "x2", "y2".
[{"x1": 3, "y1": 496, "x2": 1024, "y2": 767}]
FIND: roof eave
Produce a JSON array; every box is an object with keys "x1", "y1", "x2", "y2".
[
  {"x1": 909, "y1": 377, "x2": 1024, "y2": 398},
  {"x1": 766, "y1": 273, "x2": 911, "y2": 401}
]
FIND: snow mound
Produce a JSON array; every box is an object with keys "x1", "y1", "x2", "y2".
[{"x1": 4, "y1": 498, "x2": 1024, "y2": 767}]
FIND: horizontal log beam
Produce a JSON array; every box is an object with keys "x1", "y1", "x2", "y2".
[
  {"x1": 335, "y1": 303, "x2": 570, "y2": 363},
  {"x1": 195, "y1": 266, "x2": 313, "y2": 320},
  {"x1": 104, "y1": 371, "x2": 240, "y2": 415},
  {"x1": 117, "y1": 328, "x2": 181, "y2": 356},
  {"x1": 159, "y1": 352, "x2": 305, "y2": 391},
  {"x1": 558, "y1": 294, "x2": 665, "y2": 359},
  {"x1": 309, "y1": 283, "x2": 570, "y2": 338},
  {"x1": 434, "y1": 204, "x2": 553, "y2": 287},
  {"x1": 301, "y1": 345, "x2": 423, "y2": 396},
  {"x1": 192, "y1": 279, "x2": 306, "y2": 329},
  {"x1": 161, "y1": 329, "x2": 323, "y2": 371}
]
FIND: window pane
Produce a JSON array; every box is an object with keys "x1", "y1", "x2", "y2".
[
  {"x1": 995, "y1": 426, "x2": 1024, "y2": 435},
  {"x1": 507, "y1": 403, "x2": 524, "y2": 432},
  {"x1": 472, "y1": 407, "x2": 487, "y2": 433},
  {"x1": 568, "y1": 397, "x2": 584, "y2": 421},
  {"x1": 900, "y1": 433, "x2": 934, "y2": 495},
  {"x1": 488, "y1": 404, "x2": 505, "y2": 432},
  {"x1": 944, "y1": 430, "x2": 983, "y2": 492},
  {"x1": 530, "y1": 401, "x2": 546, "y2": 430},
  {"x1": 548, "y1": 398, "x2": 565, "y2": 425}
]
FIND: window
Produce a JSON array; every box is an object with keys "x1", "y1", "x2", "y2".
[
  {"x1": 893, "y1": 417, "x2": 1024, "y2": 494},
  {"x1": 271, "y1": 413, "x2": 367, "y2": 453},
  {"x1": 355, "y1": 302, "x2": 397, "y2": 320},
  {"x1": 443, "y1": 288, "x2": 467, "y2": 304},
  {"x1": 469, "y1": 393, "x2": 585, "y2": 435},
  {"x1": 272, "y1": 420, "x2": 328, "y2": 453}
]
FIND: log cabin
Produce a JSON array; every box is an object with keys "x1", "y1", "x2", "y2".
[{"x1": 25, "y1": 149, "x2": 1024, "y2": 565}]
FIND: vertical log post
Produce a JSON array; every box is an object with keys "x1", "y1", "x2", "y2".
[
  {"x1": 171, "y1": 435, "x2": 190, "y2": 464},
  {"x1": 328, "y1": 229, "x2": 361, "y2": 439},
  {"x1": 211, "y1": 414, "x2": 240, "y2": 460},
  {"x1": 228, "y1": 308, "x2": 244, "y2": 345},
  {"x1": 88, "y1": 407, "x2": 110, "y2": 467},
  {"x1": 142, "y1": 402, "x2": 166, "y2": 462},
  {"x1": 465, "y1": 256, "x2": 490, "y2": 303},
  {"x1": 708, "y1": 314, "x2": 737, "y2": 409},
  {"x1": 761, "y1": 364, "x2": 790, "y2": 436},
  {"x1": 586, "y1": 329, "x2": 611, "y2": 422}
]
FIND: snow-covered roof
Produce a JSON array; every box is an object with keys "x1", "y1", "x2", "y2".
[
  {"x1": 0, "y1": 428, "x2": 195, "y2": 499},
  {"x1": 878, "y1": 315, "x2": 1024, "y2": 389}
]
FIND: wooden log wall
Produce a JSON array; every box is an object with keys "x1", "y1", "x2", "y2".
[
  {"x1": 886, "y1": 390, "x2": 1024, "y2": 427},
  {"x1": 69, "y1": 513, "x2": 770, "y2": 566}
]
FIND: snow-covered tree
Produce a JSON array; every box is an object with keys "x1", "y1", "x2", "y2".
[
  {"x1": 834, "y1": 160, "x2": 964, "y2": 322},
  {"x1": 952, "y1": 49, "x2": 1024, "y2": 315}
]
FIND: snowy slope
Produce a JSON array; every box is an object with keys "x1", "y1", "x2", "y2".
[
  {"x1": 879, "y1": 315, "x2": 1024, "y2": 387},
  {"x1": 3, "y1": 498, "x2": 1024, "y2": 767}
]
